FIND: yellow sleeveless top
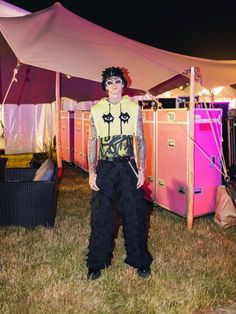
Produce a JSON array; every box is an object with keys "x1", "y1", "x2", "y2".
[
  {"x1": 91, "y1": 96, "x2": 139, "y2": 158},
  {"x1": 91, "y1": 96, "x2": 139, "y2": 138}
]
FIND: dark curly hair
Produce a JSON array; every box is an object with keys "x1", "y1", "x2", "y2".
[{"x1": 101, "y1": 66, "x2": 128, "y2": 91}]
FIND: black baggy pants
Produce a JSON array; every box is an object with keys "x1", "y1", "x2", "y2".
[{"x1": 86, "y1": 159, "x2": 153, "y2": 270}]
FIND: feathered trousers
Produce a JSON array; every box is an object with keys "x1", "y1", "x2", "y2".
[{"x1": 86, "y1": 159, "x2": 153, "y2": 270}]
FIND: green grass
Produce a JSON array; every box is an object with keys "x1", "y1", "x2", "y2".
[{"x1": 0, "y1": 163, "x2": 235, "y2": 314}]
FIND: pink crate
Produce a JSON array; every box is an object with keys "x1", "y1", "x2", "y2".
[
  {"x1": 60, "y1": 111, "x2": 74, "y2": 162},
  {"x1": 143, "y1": 108, "x2": 222, "y2": 218},
  {"x1": 143, "y1": 109, "x2": 156, "y2": 202},
  {"x1": 74, "y1": 111, "x2": 83, "y2": 168},
  {"x1": 83, "y1": 112, "x2": 90, "y2": 172},
  {"x1": 156, "y1": 109, "x2": 188, "y2": 216},
  {"x1": 74, "y1": 111, "x2": 90, "y2": 171}
]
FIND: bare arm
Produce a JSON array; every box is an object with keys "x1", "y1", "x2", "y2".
[
  {"x1": 136, "y1": 105, "x2": 146, "y2": 171},
  {"x1": 88, "y1": 113, "x2": 97, "y2": 174},
  {"x1": 88, "y1": 113, "x2": 100, "y2": 191}
]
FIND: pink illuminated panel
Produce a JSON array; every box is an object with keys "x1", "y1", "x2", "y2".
[{"x1": 193, "y1": 109, "x2": 222, "y2": 216}]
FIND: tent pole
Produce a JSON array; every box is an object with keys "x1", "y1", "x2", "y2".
[
  {"x1": 55, "y1": 72, "x2": 62, "y2": 175},
  {"x1": 187, "y1": 66, "x2": 195, "y2": 230}
]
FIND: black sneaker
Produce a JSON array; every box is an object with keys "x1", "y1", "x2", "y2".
[
  {"x1": 87, "y1": 268, "x2": 101, "y2": 280},
  {"x1": 137, "y1": 267, "x2": 151, "y2": 278}
]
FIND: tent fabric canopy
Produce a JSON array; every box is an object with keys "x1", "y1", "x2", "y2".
[
  {"x1": 0, "y1": 31, "x2": 143, "y2": 104},
  {"x1": 0, "y1": 2, "x2": 235, "y2": 93},
  {"x1": 0, "y1": 0, "x2": 29, "y2": 17}
]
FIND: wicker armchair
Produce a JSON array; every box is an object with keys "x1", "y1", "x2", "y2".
[
  {"x1": 0, "y1": 167, "x2": 58, "y2": 228},
  {"x1": 0, "y1": 157, "x2": 7, "y2": 182}
]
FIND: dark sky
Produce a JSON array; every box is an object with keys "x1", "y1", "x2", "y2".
[{"x1": 4, "y1": 0, "x2": 236, "y2": 60}]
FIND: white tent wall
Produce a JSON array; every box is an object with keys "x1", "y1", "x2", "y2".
[
  {"x1": 3, "y1": 102, "x2": 56, "y2": 154},
  {"x1": 0, "y1": 0, "x2": 29, "y2": 152}
]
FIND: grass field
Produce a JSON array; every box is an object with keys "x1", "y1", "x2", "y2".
[{"x1": 0, "y1": 162, "x2": 235, "y2": 314}]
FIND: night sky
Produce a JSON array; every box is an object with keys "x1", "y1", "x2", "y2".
[{"x1": 4, "y1": 0, "x2": 236, "y2": 60}]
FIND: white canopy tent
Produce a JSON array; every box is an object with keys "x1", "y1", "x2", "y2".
[
  {"x1": 1, "y1": 1, "x2": 235, "y2": 152},
  {"x1": 0, "y1": 1, "x2": 235, "y2": 92},
  {"x1": 0, "y1": 1, "x2": 235, "y2": 159},
  {"x1": 0, "y1": 0, "x2": 29, "y2": 17},
  {"x1": 0, "y1": 1, "x2": 235, "y2": 229},
  {"x1": 0, "y1": 2, "x2": 58, "y2": 156}
]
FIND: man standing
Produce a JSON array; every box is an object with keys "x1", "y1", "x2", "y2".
[{"x1": 87, "y1": 66, "x2": 153, "y2": 280}]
